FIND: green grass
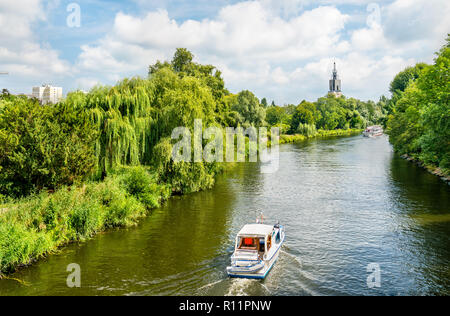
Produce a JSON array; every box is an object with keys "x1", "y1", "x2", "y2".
[
  {"x1": 0, "y1": 166, "x2": 170, "y2": 275},
  {"x1": 279, "y1": 129, "x2": 363, "y2": 145}
]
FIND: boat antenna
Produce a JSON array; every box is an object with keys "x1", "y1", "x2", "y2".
[{"x1": 256, "y1": 211, "x2": 264, "y2": 224}]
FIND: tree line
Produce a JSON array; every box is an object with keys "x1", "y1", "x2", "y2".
[
  {"x1": 385, "y1": 35, "x2": 449, "y2": 174},
  {"x1": 0, "y1": 48, "x2": 385, "y2": 199}
]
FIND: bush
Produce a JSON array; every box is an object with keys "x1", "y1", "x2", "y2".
[
  {"x1": 69, "y1": 200, "x2": 103, "y2": 240},
  {"x1": 296, "y1": 123, "x2": 317, "y2": 137},
  {"x1": 0, "y1": 97, "x2": 97, "y2": 197},
  {"x1": 153, "y1": 138, "x2": 216, "y2": 194},
  {"x1": 0, "y1": 223, "x2": 52, "y2": 273}
]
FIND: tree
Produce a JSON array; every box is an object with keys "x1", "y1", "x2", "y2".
[
  {"x1": 148, "y1": 60, "x2": 171, "y2": 75},
  {"x1": 389, "y1": 63, "x2": 427, "y2": 94},
  {"x1": 0, "y1": 97, "x2": 97, "y2": 197},
  {"x1": 387, "y1": 35, "x2": 450, "y2": 171},
  {"x1": 231, "y1": 90, "x2": 266, "y2": 127},
  {"x1": 172, "y1": 48, "x2": 194, "y2": 73},
  {"x1": 150, "y1": 49, "x2": 228, "y2": 104},
  {"x1": 290, "y1": 101, "x2": 321, "y2": 133},
  {"x1": 266, "y1": 106, "x2": 288, "y2": 126},
  {"x1": 261, "y1": 98, "x2": 268, "y2": 107}
]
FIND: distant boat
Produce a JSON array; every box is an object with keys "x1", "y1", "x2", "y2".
[
  {"x1": 363, "y1": 125, "x2": 383, "y2": 137},
  {"x1": 226, "y1": 217, "x2": 285, "y2": 279}
]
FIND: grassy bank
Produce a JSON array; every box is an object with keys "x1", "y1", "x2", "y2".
[
  {"x1": 279, "y1": 129, "x2": 363, "y2": 144},
  {"x1": 0, "y1": 167, "x2": 171, "y2": 276}
]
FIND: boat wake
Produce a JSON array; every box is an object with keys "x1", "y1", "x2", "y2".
[
  {"x1": 198, "y1": 279, "x2": 223, "y2": 291},
  {"x1": 225, "y1": 279, "x2": 258, "y2": 296},
  {"x1": 280, "y1": 250, "x2": 303, "y2": 268},
  {"x1": 259, "y1": 283, "x2": 272, "y2": 295}
]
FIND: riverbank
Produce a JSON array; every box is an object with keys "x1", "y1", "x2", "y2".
[
  {"x1": 401, "y1": 154, "x2": 450, "y2": 185},
  {"x1": 0, "y1": 167, "x2": 172, "y2": 276},
  {"x1": 279, "y1": 129, "x2": 363, "y2": 145}
]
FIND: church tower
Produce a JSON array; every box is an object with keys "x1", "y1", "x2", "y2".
[{"x1": 329, "y1": 62, "x2": 342, "y2": 97}]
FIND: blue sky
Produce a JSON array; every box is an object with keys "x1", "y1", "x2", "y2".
[{"x1": 0, "y1": 0, "x2": 449, "y2": 104}]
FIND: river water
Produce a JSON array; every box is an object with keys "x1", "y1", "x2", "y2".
[{"x1": 0, "y1": 135, "x2": 449, "y2": 296}]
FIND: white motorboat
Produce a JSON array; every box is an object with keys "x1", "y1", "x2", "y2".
[
  {"x1": 363, "y1": 125, "x2": 383, "y2": 137},
  {"x1": 226, "y1": 220, "x2": 285, "y2": 279}
]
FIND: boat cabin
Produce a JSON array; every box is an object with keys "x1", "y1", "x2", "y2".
[{"x1": 235, "y1": 224, "x2": 278, "y2": 258}]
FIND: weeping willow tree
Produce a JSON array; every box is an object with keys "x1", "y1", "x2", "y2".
[
  {"x1": 61, "y1": 48, "x2": 233, "y2": 193},
  {"x1": 65, "y1": 78, "x2": 157, "y2": 178},
  {"x1": 69, "y1": 66, "x2": 220, "y2": 179}
]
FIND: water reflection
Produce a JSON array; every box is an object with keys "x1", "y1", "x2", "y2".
[{"x1": 388, "y1": 155, "x2": 450, "y2": 295}]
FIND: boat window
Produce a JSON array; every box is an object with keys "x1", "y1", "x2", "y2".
[
  {"x1": 267, "y1": 235, "x2": 272, "y2": 251},
  {"x1": 239, "y1": 237, "x2": 258, "y2": 250},
  {"x1": 259, "y1": 238, "x2": 265, "y2": 252}
]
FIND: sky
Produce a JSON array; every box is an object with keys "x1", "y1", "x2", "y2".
[{"x1": 0, "y1": 0, "x2": 449, "y2": 104}]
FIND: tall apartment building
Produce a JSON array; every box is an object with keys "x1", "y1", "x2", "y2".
[{"x1": 32, "y1": 84, "x2": 63, "y2": 104}]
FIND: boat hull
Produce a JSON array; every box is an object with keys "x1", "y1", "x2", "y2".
[
  {"x1": 363, "y1": 126, "x2": 383, "y2": 138},
  {"x1": 363, "y1": 132, "x2": 383, "y2": 137},
  {"x1": 226, "y1": 255, "x2": 279, "y2": 279}
]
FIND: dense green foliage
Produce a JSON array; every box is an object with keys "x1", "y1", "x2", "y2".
[
  {"x1": 230, "y1": 90, "x2": 266, "y2": 128},
  {"x1": 1, "y1": 50, "x2": 234, "y2": 198},
  {"x1": 0, "y1": 48, "x2": 389, "y2": 200},
  {"x1": 265, "y1": 95, "x2": 385, "y2": 136},
  {"x1": 0, "y1": 94, "x2": 96, "y2": 197},
  {"x1": 279, "y1": 129, "x2": 362, "y2": 144},
  {"x1": 387, "y1": 36, "x2": 450, "y2": 173},
  {"x1": 389, "y1": 63, "x2": 428, "y2": 94}
]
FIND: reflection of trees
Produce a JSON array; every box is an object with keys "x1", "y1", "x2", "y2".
[
  {"x1": 389, "y1": 156, "x2": 450, "y2": 213},
  {"x1": 389, "y1": 156, "x2": 450, "y2": 295}
]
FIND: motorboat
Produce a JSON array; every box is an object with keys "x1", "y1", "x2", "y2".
[
  {"x1": 363, "y1": 125, "x2": 383, "y2": 137},
  {"x1": 226, "y1": 219, "x2": 285, "y2": 279}
]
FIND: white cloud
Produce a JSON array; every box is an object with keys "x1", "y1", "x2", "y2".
[
  {"x1": 2, "y1": 0, "x2": 449, "y2": 102},
  {"x1": 0, "y1": 0, "x2": 70, "y2": 93},
  {"x1": 75, "y1": 2, "x2": 351, "y2": 98},
  {"x1": 381, "y1": 0, "x2": 450, "y2": 58},
  {"x1": 75, "y1": 77, "x2": 102, "y2": 91}
]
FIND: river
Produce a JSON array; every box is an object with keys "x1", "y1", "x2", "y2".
[{"x1": 0, "y1": 135, "x2": 449, "y2": 296}]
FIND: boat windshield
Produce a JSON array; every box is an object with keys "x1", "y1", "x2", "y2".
[{"x1": 238, "y1": 237, "x2": 263, "y2": 251}]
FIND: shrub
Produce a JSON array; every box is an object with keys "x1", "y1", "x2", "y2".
[
  {"x1": 69, "y1": 199, "x2": 103, "y2": 240},
  {"x1": 0, "y1": 223, "x2": 52, "y2": 273},
  {"x1": 296, "y1": 123, "x2": 317, "y2": 137},
  {"x1": 0, "y1": 97, "x2": 97, "y2": 197}
]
